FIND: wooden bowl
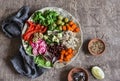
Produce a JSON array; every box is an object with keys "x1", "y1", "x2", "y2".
[
  {"x1": 88, "y1": 38, "x2": 105, "y2": 56},
  {"x1": 68, "y1": 68, "x2": 89, "y2": 81}
]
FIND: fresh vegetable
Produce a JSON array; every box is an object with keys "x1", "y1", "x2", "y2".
[
  {"x1": 26, "y1": 45, "x2": 32, "y2": 55},
  {"x1": 59, "y1": 26, "x2": 62, "y2": 30},
  {"x1": 34, "y1": 55, "x2": 52, "y2": 68},
  {"x1": 74, "y1": 27, "x2": 80, "y2": 32},
  {"x1": 57, "y1": 33, "x2": 62, "y2": 38},
  {"x1": 91, "y1": 66, "x2": 105, "y2": 80},
  {"x1": 53, "y1": 23, "x2": 57, "y2": 27},
  {"x1": 59, "y1": 48, "x2": 74, "y2": 62},
  {"x1": 56, "y1": 16, "x2": 69, "y2": 27},
  {"x1": 62, "y1": 26, "x2": 67, "y2": 31},
  {"x1": 52, "y1": 36, "x2": 59, "y2": 43},
  {"x1": 61, "y1": 22, "x2": 65, "y2": 26},
  {"x1": 23, "y1": 21, "x2": 47, "y2": 41},
  {"x1": 31, "y1": 39, "x2": 47, "y2": 56},
  {"x1": 58, "y1": 15, "x2": 63, "y2": 20},
  {"x1": 69, "y1": 21, "x2": 74, "y2": 25},
  {"x1": 64, "y1": 17, "x2": 69, "y2": 23},
  {"x1": 62, "y1": 21, "x2": 80, "y2": 32},
  {"x1": 32, "y1": 10, "x2": 58, "y2": 27},
  {"x1": 43, "y1": 30, "x2": 63, "y2": 44},
  {"x1": 45, "y1": 61, "x2": 52, "y2": 67},
  {"x1": 57, "y1": 20, "x2": 62, "y2": 25}
]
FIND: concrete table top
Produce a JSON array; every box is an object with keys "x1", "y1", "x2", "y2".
[{"x1": 0, "y1": 0, "x2": 120, "y2": 81}]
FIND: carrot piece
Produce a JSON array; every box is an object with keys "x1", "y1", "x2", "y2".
[
  {"x1": 62, "y1": 26, "x2": 67, "y2": 31},
  {"x1": 59, "y1": 48, "x2": 75, "y2": 62},
  {"x1": 74, "y1": 27, "x2": 80, "y2": 32},
  {"x1": 69, "y1": 21, "x2": 74, "y2": 25},
  {"x1": 66, "y1": 56, "x2": 72, "y2": 60},
  {"x1": 59, "y1": 59, "x2": 63, "y2": 62},
  {"x1": 67, "y1": 26, "x2": 71, "y2": 30},
  {"x1": 67, "y1": 48, "x2": 73, "y2": 53},
  {"x1": 67, "y1": 52, "x2": 72, "y2": 56},
  {"x1": 64, "y1": 58, "x2": 70, "y2": 61},
  {"x1": 66, "y1": 24, "x2": 75, "y2": 31},
  {"x1": 69, "y1": 53, "x2": 73, "y2": 57},
  {"x1": 65, "y1": 52, "x2": 69, "y2": 56},
  {"x1": 61, "y1": 50, "x2": 66, "y2": 55},
  {"x1": 71, "y1": 24, "x2": 77, "y2": 29},
  {"x1": 68, "y1": 26, "x2": 74, "y2": 31},
  {"x1": 60, "y1": 54, "x2": 64, "y2": 60}
]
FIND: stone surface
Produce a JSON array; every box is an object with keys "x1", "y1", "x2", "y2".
[{"x1": 0, "y1": 0, "x2": 120, "y2": 81}]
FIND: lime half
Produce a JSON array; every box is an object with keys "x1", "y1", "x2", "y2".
[{"x1": 91, "y1": 66, "x2": 105, "y2": 79}]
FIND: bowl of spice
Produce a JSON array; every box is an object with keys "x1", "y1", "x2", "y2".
[
  {"x1": 88, "y1": 38, "x2": 105, "y2": 56},
  {"x1": 68, "y1": 68, "x2": 89, "y2": 81}
]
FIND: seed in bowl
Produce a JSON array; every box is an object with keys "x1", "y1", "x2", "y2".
[
  {"x1": 90, "y1": 41, "x2": 104, "y2": 54},
  {"x1": 88, "y1": 39, "x2": 105, "y2": 55}
]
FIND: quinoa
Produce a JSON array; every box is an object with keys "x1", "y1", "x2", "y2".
[{"x1": 62, "y1": 31, "x2": 79, "y2": 49}]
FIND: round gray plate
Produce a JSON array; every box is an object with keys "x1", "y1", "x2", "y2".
[{"x1": 22, "y1": 7, "x2": 83, "y2": 68}]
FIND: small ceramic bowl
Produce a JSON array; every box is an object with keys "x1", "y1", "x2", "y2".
[
  {"x1": 68, "y1": 67, "x2": 89, "y2": 81},
  {"x1": 88, "y1": 38, "x2": 105, "y2": 56}
]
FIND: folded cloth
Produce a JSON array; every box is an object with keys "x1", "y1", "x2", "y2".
[
  {"x1": 1, "y1": 6, "x2": 47, "y2": 78},
  {"x1": 11, "y1": 46, "x2": 46, "y2": 78},
  {"x1": 2, "y1": 6, "x2": 30, "y2": 38}
]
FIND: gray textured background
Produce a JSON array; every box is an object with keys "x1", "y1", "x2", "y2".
[{"x1": 0, "y1": 0, "x2": 120, "y2": 81}]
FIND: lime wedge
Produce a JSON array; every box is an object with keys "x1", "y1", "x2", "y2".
[{"x1": 91, "y1": 66, "x2": 105, "y2": 79}]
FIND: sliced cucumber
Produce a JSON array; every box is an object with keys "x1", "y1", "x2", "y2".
[
  {"x1": 43, "y1": 35, "x2": 48, "y2": 40},
  {"x1": 52, "y1": 36, "x2": 59, "y2": 43},
  {"x1": 47, "y1": 31, "x2": 53, "y2": 35},
  {"x1": 57, "y1": 33, "x2": 62, "y2": 38}
]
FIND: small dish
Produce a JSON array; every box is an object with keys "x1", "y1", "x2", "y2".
[
  {"x1": 68, "y1": 67, "x2": 89, "y2": 81},
  {"x1": 88, "y1": 38, "x2": 105, "y2": 56}
]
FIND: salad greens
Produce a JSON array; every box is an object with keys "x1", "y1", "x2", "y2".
[
  {"x1": 26, "y1": 45, "x2": 32, "y2": 55},
  {"x1": 25, "y1": 10, "x2": 65, "y2": 68},
  {"x1": 32, "y1": 10, "x2": 58, "y2": 27},
  {"x1": 43, "y1": 31, "x2": 63, "y2": 44},
  {"x1": 34, "y1": 55, "x2": 52, "y2": 68}
]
